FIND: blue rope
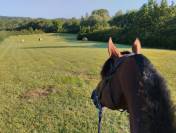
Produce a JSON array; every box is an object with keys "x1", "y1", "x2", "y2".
[
  {"x1": 98, "y1": 107, "x2": 103, "y2": 133},
  {"x1": 96, "y1": 94, "x2": 103, "y2": 133}
]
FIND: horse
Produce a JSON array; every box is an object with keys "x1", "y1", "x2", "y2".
[{"x1": 91, "y1": 38, "x2": 175, "y2": 133}]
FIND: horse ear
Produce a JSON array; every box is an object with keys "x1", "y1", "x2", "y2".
[
  {"x1": 108, "y1": 37, "x2": 121, "y2": 57},
  {"x1": 132, "y1": 38, "x2": 141, "y2": 54}
]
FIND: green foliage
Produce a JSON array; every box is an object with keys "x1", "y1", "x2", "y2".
[
  {"x1": 77, "y1": 28, "x2": 122, "y2": 42},
  {"x1": 0, "y1": 17, "x2": 80, "y2": 34},
  {"x1": 62, "y1": 18, "x2": 80, "y2": 33},
  {"x1": 16, "y1": 20, "x2": 58, "y2": 33},
  {"x1": 0, "y1": 16, "x2": 30, "y2": 30},
  {"x1": 80, "y1": 9, "x2": 110, "y2": 33},
  {"x1": 53, "y1": 19, "x2": 65, "y2": 32},
  {"x1": 92, "y1": 9, "x2": 110, "y2": 21},
  {"x1": 80, "y1": 0, "x2": 176, "y2": 49},
  {"x1": 161, "y1": 0, "x2": 168, "y2": 8},
  {"x1": 115, "y1": 10, "x2": 123, "y2": 17}
]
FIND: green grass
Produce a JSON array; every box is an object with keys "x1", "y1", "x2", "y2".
[
  {"x1": 0, "y1": 31, "x2": 12, "y2": 43},
  {"x1": 0, "y1": 33, "x2": 176, "y2": 133}
]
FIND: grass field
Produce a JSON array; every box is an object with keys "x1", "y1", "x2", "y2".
[{"x1": 0, "y1": 33, "x2": 176, "y2": 133}]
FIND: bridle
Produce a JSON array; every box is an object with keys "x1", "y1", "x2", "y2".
[
  {"x1": 92, "y1": 52, "x2": 136, "y2": 133},
  {"x1": 95, "y1": 52, "x2": 136, "y2": 107}
]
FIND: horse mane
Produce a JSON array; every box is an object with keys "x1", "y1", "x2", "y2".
[
  {"x1": 101, "y1": 52, "x2": 176, "y2": 133},
  {"x1": 133, "y1": 54, "x2": 176, "y2": 133}
]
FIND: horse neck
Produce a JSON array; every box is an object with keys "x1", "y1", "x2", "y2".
[
  {"x1": 116, "y1": 57, "x2": 174, "y2": 133},
  {"x1": 121, "y1": 76, "x2": 174, "y2": 133},
  {"x1": 117, "y1": 59, "x2": 143, "y2": 133},
  {"x1": 125, "y1": 88, "x2": 142, "y2": 133},
  {"x1": 126, "y1": 88, "x2": 174, "y2": 133},
  {"x1": 128, "y1": 96, "x2": 151, "y2": 133}
]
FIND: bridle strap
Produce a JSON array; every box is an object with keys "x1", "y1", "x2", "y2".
[
  {"x1": 98, "y1": 107, "x2": 103, "y2": 133},
  {"x1": 104, "y1": 53, "x2": 135, "y2": 80},
  {"x1": 109, "y1": 53, "x2": 135, "y2": 76},
  {"x1": 96, "y1": 53, "x2": 136, "y2": 133},
  {"x1": 95, "y1": 91, "x2": 103, "y2": 133}
]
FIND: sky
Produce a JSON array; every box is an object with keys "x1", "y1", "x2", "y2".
[{"x1": 0, "y1": 0, "x2": 175, "y2": 19}]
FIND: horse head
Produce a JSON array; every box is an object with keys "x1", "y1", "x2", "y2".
[{"x1": 91, "y1": 37, "x2": 141, "y2": 111}]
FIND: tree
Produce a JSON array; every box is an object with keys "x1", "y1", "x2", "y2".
[
  {"x1": 79, "y1": 9, "x2": 110, "y2": 33},
  {"x1": 62, "y1": 18, "x2": 80, "y2": 33},
  {"x1": 161, "y1": 0, "x2": 168, "y2": 8},
  {"x1": 52, "y1": 19, "x2": 65, "y2": 32},
  {"x1": 115, "y1": 10, "x2": 123, "y2": 17},
  {"x1": 91, "y1": 9, "x2": 110, "y2": 21}
]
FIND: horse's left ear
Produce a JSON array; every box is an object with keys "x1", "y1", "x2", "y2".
[
  {"x1": 108, "y1": 37, "x2": 121, "y2": 57},
  {"x1": 132, "y1": 38, "x2": 141, "y2": 54}
]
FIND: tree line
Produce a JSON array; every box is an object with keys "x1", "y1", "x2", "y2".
[
  {"x1": 78, "y1": 0, "x2": 176, "y2": 49},
  {"x1": 0, "y1": 17, "x2": 80, "y2": 33},
  {"x1": 0, "y1": 0, "x2": 176, "y2": 49}
]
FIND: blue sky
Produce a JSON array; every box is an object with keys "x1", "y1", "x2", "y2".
[{"x1": 0, "y1": 0, "x2": 175, "y2": 19}]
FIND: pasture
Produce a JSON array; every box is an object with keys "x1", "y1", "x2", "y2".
[{"x1": 0, "y1": 33, "x2": 176, "y2": 133}]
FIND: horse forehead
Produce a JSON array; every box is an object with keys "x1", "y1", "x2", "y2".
[
  {"x1": 117, "y1": 57, "x2": 138, "y2": 76},
  {"x1": 113, "y1": 55, "x2": 136, "y2": 69},
  {"x1": 101, "y1": 54, "x2": 139, "y2": 80}
]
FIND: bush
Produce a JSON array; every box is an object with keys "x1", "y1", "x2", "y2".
[
  {"x1": 77, "y1": 28, "x2": 123, "y2": 43},
  {"x1": 77, "y1": 28, "x2": 176, "y2": 50}
]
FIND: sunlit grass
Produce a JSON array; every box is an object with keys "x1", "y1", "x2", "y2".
[{"x1": 0, "y1": 33, "x2": 175, "y2": 133}]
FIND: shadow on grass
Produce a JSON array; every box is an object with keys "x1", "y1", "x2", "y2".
[
  {"x1": 21, "y1": 33, "x2": 130, "y2": 49},
  {"x1": 21, "y1": 43, "x2": 130, "y2": 49},
  {"x1": 21, "y1": 46, "x2": 93, "y2": 49}
]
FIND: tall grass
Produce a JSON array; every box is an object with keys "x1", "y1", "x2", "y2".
[{"x1": 0, "y1": 31, "x2": 12, "y2": 43}]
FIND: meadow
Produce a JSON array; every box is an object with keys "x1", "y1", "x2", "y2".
[{"x1": 0, "y1": 33, "x2": 176, "y2": 133}]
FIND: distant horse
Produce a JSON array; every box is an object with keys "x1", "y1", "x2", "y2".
[{"x1": 91, "y1": 38, "x2": 175, "y2": 133}]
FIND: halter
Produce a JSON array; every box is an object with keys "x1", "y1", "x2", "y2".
[
  {"x1": 95, "y1": 93, "x2": 103, "y2": 133},
  {"x1": 106, "y1": 52, "x2": 136, "y2": 79},
  {"x1": 92, "y1": 52, "x2": 136, "y2": 133}
]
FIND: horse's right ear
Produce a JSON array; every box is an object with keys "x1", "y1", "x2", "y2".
[
  {"x1": 132, "y1": 38, "x2": 141, "y2": 54},
  {"x1": 108, "y1": 37, "x2": 121, "y2": 57}
]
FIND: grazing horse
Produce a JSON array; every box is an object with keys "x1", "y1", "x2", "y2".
[{"x1": 91, "y1": 38, "x2": 175, "y2": 133}]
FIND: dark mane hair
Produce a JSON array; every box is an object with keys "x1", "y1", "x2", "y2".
[
  {"x1": 133, "y1": 54, "x2": 176, "y2": 133},
  {"x1": 101, "y1": 53, "x2": 176, "y2": 133},
  {"x1": 101, "y1": 57, "x2": 115, "y2": 78}
]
